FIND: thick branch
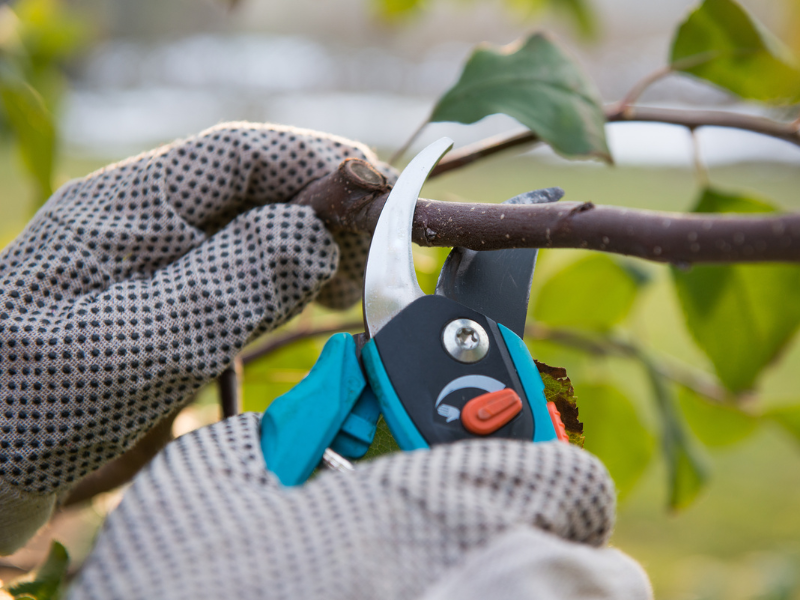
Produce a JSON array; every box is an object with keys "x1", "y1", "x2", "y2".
[
  {"x1": 294, "y1": 160, "x2": 800, "y2": 264},
  {"x1": 431, "y1": 105, "x2": 800, "y2": 177},
  {"x1": 410, "y1": 199, "x2": 800, "y2": 263},
  {"x1": 293, "y1": 157, "x2": 388, "y2": 229}
]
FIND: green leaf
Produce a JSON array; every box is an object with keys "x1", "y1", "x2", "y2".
[
  {"x1": 548, "y1": 0, "x2": 596, "y2": 38},
  {"x1": 670, "y1": 0, "x2": 800, "y2": 104},
  {"x1": 578, "y1": 383, "x2": 655, "y2": 500},
  {"x1": 371, "y1": 0, "x2": 425, "y2": 18},
  {"x1": 370, "y1": 0, "x2": 595, "y2": 36},
  {"x1": 668, "y1": 438, "x2": 709, "y2": 511},
  {"x1": 361, "y1": 416, "x2": 400, "y2": 460},
  {"x1": 14, "y1": 0, "x2": 88, "y2": 68},
  {"x1": 693, "y1": 187, "x2": 775, "y2": 214},
  {"x1": 644, "y1": 357, "x2": 710, "y2": 510},
  {"x1": 533, "y1": 254, "x2": 640, "y2": 332},
  {"x1": 0, "y1": 62, "x2": 55, "y2": 203},
  {"x1": 503, "y1": 0, "x2": 597, "y2": 38},
  {"x1": 430, "y1": 33, "x2": 611, "y2": 161},
  {"x1": 242, "y1": 338, "x2": 323, "y2": 413},
  {"x1": 672, "y1": 188, "x2": 800, "y2": 392},
  {"x1": 414, "y1": 246, "x2": 449, "y2": 296},
  {"x1": 677, "y1": 386, "x2": 758, "y2": 447},
  {"x1": 764, "y1": 403, "x2": 800, "y2": 444},
  {"x1": 6, "y1": 541, "x2": 69, "y2": 600}
]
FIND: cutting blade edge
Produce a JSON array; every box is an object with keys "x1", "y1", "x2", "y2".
[{"x1": 363, "y1": 137, "x2": 453, "y2": 338}]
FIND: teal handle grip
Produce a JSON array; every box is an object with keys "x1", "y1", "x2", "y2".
[
  {"x1": 260, "y1": 333, "x2": 366, "y2": 486},
  {"x1": 361, "y1": 339, "x2": 428, "y2": 451},
  {"x1": 330, "y1": 388, "x2": 380, "y2": 459},
  {"x1": 497, "y1": 323, "x2": 557, "y2": 443}
]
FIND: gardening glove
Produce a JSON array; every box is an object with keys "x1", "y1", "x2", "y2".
[
  {"x1": 67, "y1": 415, "x2": 652, "y2": 600},
  {"x1": 0, "y1": 122, "x2": 394, "y2": 555}
]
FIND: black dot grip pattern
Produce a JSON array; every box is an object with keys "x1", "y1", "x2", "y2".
[
  {"x1": 0, "y1": 123, "x2": 390, "y2": 497},
  {"x1": 67, "y1": 415, "x2": 617, "y2": 600}
]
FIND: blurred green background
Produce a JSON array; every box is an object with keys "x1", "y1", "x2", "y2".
[{"x1": 2, "y1": 0, "x2": 800, "y2": 598}]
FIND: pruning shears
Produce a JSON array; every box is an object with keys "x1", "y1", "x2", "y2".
[{"x1": 260, "y1": 138, "x2": 569, "y2": 486}]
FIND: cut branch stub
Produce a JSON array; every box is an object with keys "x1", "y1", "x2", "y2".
[{"x1": 292, "y1": 158, "x2": 390, "y2": 230}]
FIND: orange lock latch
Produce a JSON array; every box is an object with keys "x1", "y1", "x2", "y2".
[{"x1": 461, "y1": 389, "x2": 523, "y2": 436}]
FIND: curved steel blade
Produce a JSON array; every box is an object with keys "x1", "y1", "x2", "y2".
[
  {"x1": 435, "y1": 187, "x2": 564, "y2": 337},
  {"x1": 363, "y1": 137, "x2": 453, "y2": 338}
]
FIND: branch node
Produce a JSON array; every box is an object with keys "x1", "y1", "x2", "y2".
[
  {"x1": 569, "y1": 202, "x2": 595, "y2": 216},
  {"x1": 340, "y1": 158, "x2": 386, "y2": 190}
]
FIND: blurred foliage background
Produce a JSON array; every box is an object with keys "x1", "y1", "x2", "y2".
[{"x1": 1, "y1": 0, "x2": 800, "y2": 598}]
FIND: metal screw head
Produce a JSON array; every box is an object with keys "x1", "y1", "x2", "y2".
[{"x1": 442, "y1": 318, "x2": 489, "y2": 363}]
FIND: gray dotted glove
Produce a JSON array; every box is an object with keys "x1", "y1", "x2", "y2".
[
  {"x1": 67, "y1": 415, "x2": 652, "y2": 600},
  {"x1": 0, "y1": 123, "x2": 394, "y2": 555}
]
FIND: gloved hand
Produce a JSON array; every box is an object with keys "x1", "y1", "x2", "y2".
[
  {"x1": 0, "y1": 123, "x2": 393, "y2": 555},
  {"x1": 66, "y1": 414, "x2": 652, "y2": 600}
]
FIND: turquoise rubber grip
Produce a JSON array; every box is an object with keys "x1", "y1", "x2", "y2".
[
  {"x1": 330, "y1": 387, "x2": 380, "y2": 459},
  {"x1": 361, "y1": 338, "x2": 429, "y2": 451},
  {"x1": 260, "y1": 333, "x2": 367, "y2": 486},
  {"x1": 497, "y1": 323, "x2": 557, "y2": 443}
]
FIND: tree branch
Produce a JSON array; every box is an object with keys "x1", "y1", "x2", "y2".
[
  {"x1": 294, "y1": 159, "x2": 800, "y2": 264},
  {"x1": 219, "y1": 357, "x2": 243, "y2": 418},
  {"x1": 431, "y1": 131, "x2": 543, "y2": 177},
  {"x1": 610, "y1": 105, "x2": 800, "y2": 146},
  {"x1": 407, "y1": 199, "x2": 800, "y2": 263},
  {"x1": 527, "y1": 323, "x2": 735, "y2": 404},
  {"x1": 430, "y1": 105, "x2": 800, "y2": 177},
  {"x1": 615, "y1": 67, "x2": 673, "y2": 110},
  {"x1": 241, "y1": 321, "x2": 363, "y2": 365}
]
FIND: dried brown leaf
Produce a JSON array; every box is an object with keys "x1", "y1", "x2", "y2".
[{"x1": 535, "y1": 360, "x2": 585, "y2": 447}]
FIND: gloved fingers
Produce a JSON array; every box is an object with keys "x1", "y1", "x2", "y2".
[
  {"x1": 315, "y1": 231, "x2": 371, "y2": 309},
  {"x1": 0, "y1": 196, "x2": 208, "y2": 291},
  {"x1": 417, "y1": 527, "x2": 653, "y2": 600},
  {"x1": 360, "y1": 437, "x2": 616, "y2": 547},
  {"x1": 68, "y1": 415, "x2": 618, "y2": 600},
  {"x1": 0, "y1": 205, "x2": 337, "y2": 498},
  {"x1": 35, "y1": 123, "x2": 387, "y2": 281}
]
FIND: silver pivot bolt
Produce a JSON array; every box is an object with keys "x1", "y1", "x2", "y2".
[{"x1": 442, "y1": 318, "x2": 490, "y2": 363}]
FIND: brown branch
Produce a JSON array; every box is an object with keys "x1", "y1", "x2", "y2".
[
  {"x1": 390, "y1": 119, "x2": 429, "y2": 166},
  {"x1": 431, "y1": 105, "x2": 800, "y2": 177},
  {"x1": 219, "y1": 357, "x2": 243, "y2": 418},
  {"x1": 410, "y1": 199, "x2": 800, "y2": 263},
  {"x1": 293, "y1": 160, "x2": 800, "y2": 264},
  {"x1": 611, "y1": 105, "x2": 800, "y2": 146},
  {"x1": 431, "y1": 131, "x2": 542, "y2": 177},
  {"x1": 241, "y1": 321, "x2": 364, "y2": 365},
  {"x1": 615, "y1": 66, "x2": 673, "y2": 110},
  {"x1": 293, "y1": 157, "x2": 388, "y2": 230}
]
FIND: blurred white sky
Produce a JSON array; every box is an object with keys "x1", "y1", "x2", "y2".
[{"x1": 62, "y1": 0, "x2": 800, "y2": 165}]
